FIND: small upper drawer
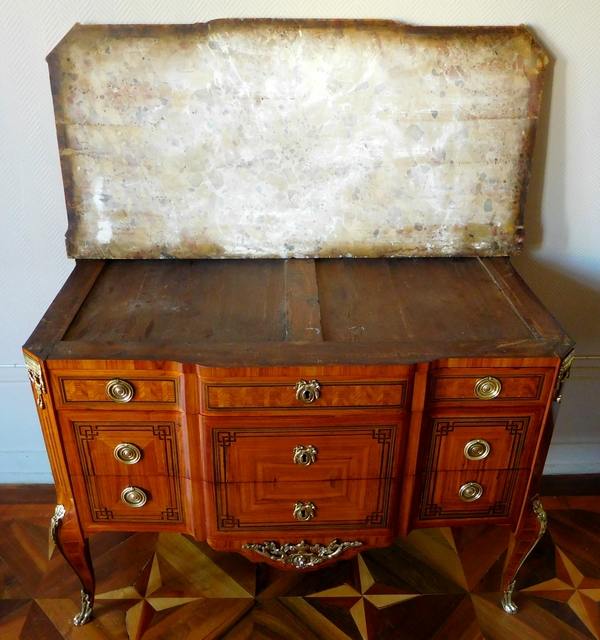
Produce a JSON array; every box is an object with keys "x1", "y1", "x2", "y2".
[
  {"x1": 428, "y1": 368, "x2": 555, "y2": 406},
  {"x1": 203, "y1": 380, "x2": 408, "y2": 412},
  {"x1": 51, "y1": 371, "x2": 182, "y2": 409},
  {"x1": 200, "y1": 366, "x2": 412, "y2": 413}
]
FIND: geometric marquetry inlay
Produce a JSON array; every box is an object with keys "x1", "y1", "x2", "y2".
[
  {"x1": 74, "y1": 422, "x2": 179, "y2": 477},
  {"x1": 85, "y1": 474, "x2": 183, "y2": 524},
  {"x1": 420, "y1": 468, "x2": 521, "y2": 520},
  {"x1": 420, "y1": 414, "x2": 533, "y2": 521},
  {"x1": 215, "y1": 476, "x2": 393, "y2": 531},
  {"x1": 60, "y1": 377, "x2": 179, "y2": 405},
  {"x1": 427, "y1": 416, "x2": 531, "y2": 472}
]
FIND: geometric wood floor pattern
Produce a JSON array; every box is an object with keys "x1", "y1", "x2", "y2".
[{"x1": 1, "y1": 495, "x2": 600, "y2": 639}]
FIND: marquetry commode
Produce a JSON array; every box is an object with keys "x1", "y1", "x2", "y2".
[{"x1": 25, "y1": 20, "x2": 574, "y2": 626}]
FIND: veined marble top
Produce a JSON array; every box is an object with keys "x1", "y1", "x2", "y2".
[{"x1": 48, "y1": 20, "x2": 548, "y2": 259}]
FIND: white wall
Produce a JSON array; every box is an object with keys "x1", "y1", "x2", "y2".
[{"x1": 1, "y1": 0, "x2": 598, "y2": 482}]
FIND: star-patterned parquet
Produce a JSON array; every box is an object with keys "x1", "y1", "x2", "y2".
[{"x1": 1, "y1": 494, "x2": 600, "y2": 639}]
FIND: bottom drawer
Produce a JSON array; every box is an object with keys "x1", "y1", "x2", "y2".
[
  {"x1": 212, "y1": 477, "x2": 397, "y2": 533},
  {"x1": 416, "y1": 468, "x2": 529, "y2": 525},
  {"x1": 73, "y1": 474, "x2": 185, "y2": 525}
]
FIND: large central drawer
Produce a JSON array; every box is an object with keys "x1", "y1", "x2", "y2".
[
  {"x1": 212, "y1": 477, "x2": 395, "y2": 531},
  {"x1": 202, "y1": 419, "x2": 403, "y2": 482},
  {"x1": 201, "y1": 415, "x2": 406, "y2": 485},
  {"x1": 201, "y1": 414, "x2": 406, "y2": 537}
]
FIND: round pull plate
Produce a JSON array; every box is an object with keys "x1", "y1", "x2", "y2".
[
  {"x1": 459, "y1": 482, "x2": 484, "y2": 502},
  {"x1": 114, "y1": 443, "x2": 142, "y2": 465},
  {"x1": 293, "y1": 445, "x2": 318, "y2": 466},
  {"x1": 293, "y1": 501, "x2": 316, "y2": 521},
  {"x1": 464, "y1": 439, "x2": 491, "y2": 461},
  {"x1": 474, "y1": 376, "x2": 502, "y2": 400},
  {"x1": 106, "y1": 378, "x2": 135, "y2": 403},
  {"x1": 121, "y1": 486, "x2": 147, "y2": 508},
  {"x1": 294, "y1": 379, "x2": 321, "y2": 404}
]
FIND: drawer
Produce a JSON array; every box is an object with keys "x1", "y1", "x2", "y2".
[
  {"x1": 416, "y1": 468, "x2": 528, "y2": 525},
  {"x1": 428, "y1": 367, "x2": 555, "y2": 406},
  {"x1": 200, "y1": 366, "x2": 411, "y2": 413},
  {"x1": 58, "y1": 412, "x2": 186, "y2": 478},
  {"x1": 50, "y1": 370, "x2": 183, "y2": 410},
  {"x1": 72, "y1": 474, "x2": 185, "y2": 525},
  {"x1": 205, "y1": 420, "x2": 403, "y2": 484},
  {"x1": 212, "y1": 477, "x2": 396, "y2": 532},
  {"x1": 70, "y1": 420, "x2": 181, "y2": 477},
  {"x1": 423, "y1": 410, "x2": 545, "y2": 473}
]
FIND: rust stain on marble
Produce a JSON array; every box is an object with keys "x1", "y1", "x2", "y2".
[{"x1": 47, "y1": 20, "x2": 548, "y2": 259}]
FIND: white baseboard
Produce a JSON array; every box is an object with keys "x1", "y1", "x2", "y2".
[
  {"x1": 0, "y1": 366, "x2": 53, "y2": 483},
  {"x1": 0, "y1": 473, "x2": 54, "y2": 483},
  {"x1": 544, "y1": 358, "x2": 600, "y2": 475},
  {"x1": 543, "y1": 443, "x2": 600, "y2": 475}
]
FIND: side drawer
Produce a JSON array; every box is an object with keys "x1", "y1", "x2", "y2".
[
  {"x1": 422, "y1": 409, "x2": 546, "y2": 473},
  {"x1": 200, "y1": 365, "x2": 412, "y2": 414},
  {"x1": 416, "y1": 468, "x2": 529, "y2": 526},
  {"x1": 428, "y1": 367, "x2": 555, "y2": 407},
  {"x1": 57, "y1": 412, "x2": 188, "y2": 479},
  {"x1": 50, "y1": 370, "x2": 183, "y2": 410},
  {"x1": 203, "y1": 417, "x2": 405, "y2": 484},
  {"x1": 72, "y1": 474, "x2": 186, "y2": 526},
  {"x1": 211, "y1": 477, "x2": 397, "y2": 532}
]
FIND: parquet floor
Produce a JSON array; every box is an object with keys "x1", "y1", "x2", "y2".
[{"x1": 1, "y1": 493, "x2": 600, "y2": 639}]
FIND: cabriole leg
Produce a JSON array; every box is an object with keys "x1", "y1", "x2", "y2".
[
  {"x1": 51, "y1": 504, "x2": 95, "y2": 625},
  {"x1": 501, "y1": 499, "x2": 548, "y2": 614}
]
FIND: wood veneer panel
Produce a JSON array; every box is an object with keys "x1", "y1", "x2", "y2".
[
  {"x1": 206, "y1": 423, "x2": 402, "y2": 484},
  {"x1": 428, "y1": 367, "x2": 555, "y2": 406},
  {"x1": 57, "y1": 410, "x2": 190, "y2": 480},
  {"x1": 56, "y1": 375, "x2": 179, "y2": 407},
  {"x1": 72, "y1": 473, "x2": 185, "y2": 526},
  {"x1": 212, "y1": 477, "x2": 396, "y2": 531},
  {"x1": 62, "y1": 377, "x2": 177, "y2": 404},
  {"x1": 416, "y1": 468, "x2": 529, "y2": 526},
  {"x1": 204, "y1": 381, "x2": 408, "y2": 411},
  {"x1": 70, "y1": 421, "x2": 181, "y2": 478},
  {"x1": 422, "y1": 409, "x2": 546, "y2": 473}
]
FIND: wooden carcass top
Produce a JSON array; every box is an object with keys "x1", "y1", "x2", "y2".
[{"x1": 24, "y1": 258, "x2": 573, "y2": 365}]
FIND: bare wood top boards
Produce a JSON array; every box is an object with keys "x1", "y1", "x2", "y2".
[{"x1": 24, "y1": 257, "x2": 572, "y2": 366}]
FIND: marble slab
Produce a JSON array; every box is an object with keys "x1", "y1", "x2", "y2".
[{"x1": 48, "y1": 20, "x2": 548, "y2": 259}]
